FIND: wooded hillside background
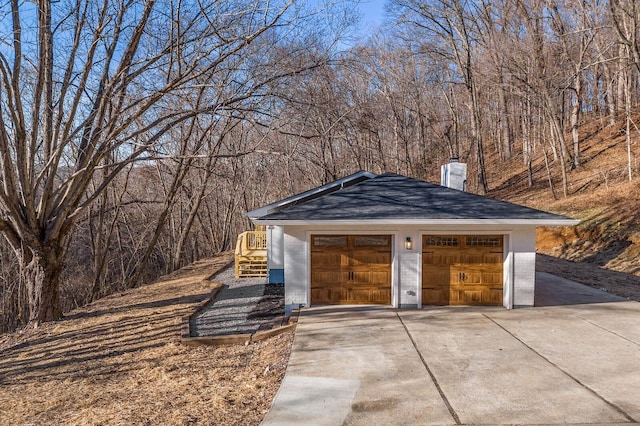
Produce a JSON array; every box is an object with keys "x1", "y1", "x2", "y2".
[{"x1": 2, "y1": 0, "x2": 640, "y2": 332}]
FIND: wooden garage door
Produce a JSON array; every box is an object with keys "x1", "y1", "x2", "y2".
[
  {"x1": 422, "y1": 235, "x2": 503, "y2": 306},
  {"x1": 311, "y1": 235, "x2": 391, "y2": 305}
]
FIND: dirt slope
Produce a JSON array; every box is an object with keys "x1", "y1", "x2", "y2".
[
  {"x1": 489, "y1": 115, "x2": 640, "y2": 291},
  {"x1": 0, "y1": 253, "x2": 293, "y2": 426}
]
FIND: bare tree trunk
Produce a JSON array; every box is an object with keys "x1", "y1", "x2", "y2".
[
  {"x1": 125, "y1": 158, "x2": 190, "y2": 288},
  {"x1": 89, "y1": 167, "x2": 130, "y2": 301},
  {"x1": 550, "y1": 117, "x2": 569, "y2": 197},
  {"x1": 172, "y1": 157, "x2": 215, "y2": 271},
  {"x1": 600, "y1": 60, "x2": 617, "y2": 126},
  {"x1": 624, "y1": 64, "x2": 633, "y2": 181},
  {"x1": 617, "y1": 44, "x2": 627, "y2": 118},
  {"x1": 472, "y1": 104, "x2": 488, "y2": 194},
  {"x1": 499, "y1": 82, "x2": 512, "y2": 160},
  {"x1": 22, "y1": 245, "x2": 65, "y2": 324},
  {"x1": 570, "y1": 73, "x2": 582, "y2": 169},
  {"x1": 522, "y1": 97, "x2": 533, "y2": 187},
  {"x1": 542, "y1": 142, "x2": 558, "y2": 200}
]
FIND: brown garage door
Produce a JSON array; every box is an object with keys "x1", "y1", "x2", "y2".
[
  {"x1": 422, "y1": 235, "x2": 503, "y2": 306},
  {"x1": 311, "y1": 235, "x2": 392, "y2": 305}
]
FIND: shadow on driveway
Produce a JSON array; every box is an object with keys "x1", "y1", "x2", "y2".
[{"x1": 535, "y1": 271, "x2": 628, "y2": 307}]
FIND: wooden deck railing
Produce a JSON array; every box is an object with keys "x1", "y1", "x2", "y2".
[
  {"x1": 234, "y1": 229, "x2": 268, "y2": 278},
  {"x1": 245, "y1": 230, "x2": 267, "y2": 251}
]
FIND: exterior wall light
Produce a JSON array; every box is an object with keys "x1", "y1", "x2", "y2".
[{"x1": 405, "y1": 237, "x2": 413, "y2": 250}]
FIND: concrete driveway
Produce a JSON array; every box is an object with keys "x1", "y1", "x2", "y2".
[{"x1": 262, "y1": 274, "x2": 640, "y2": 425}]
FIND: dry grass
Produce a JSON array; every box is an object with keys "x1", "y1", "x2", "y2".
[
  {"x1": 489, "y1": 114, "x2": 636, "y2": 211},
  {"x1": 0, "y1": 253, "x2": 294, "y2": 426},
  {"x1": 486, "y1": 115, "x2": 640, "y2": 283}
]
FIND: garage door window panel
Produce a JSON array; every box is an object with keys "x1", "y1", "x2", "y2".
[
  {"x1": 314, "y1": 236, "x2": 348, "y2": 247},
  {"x1": 354, "y1": 236, "x2": 390, "y2": 247},
  {"x1": 424, "y1": 236, "x2": 460, "y2": 247}
]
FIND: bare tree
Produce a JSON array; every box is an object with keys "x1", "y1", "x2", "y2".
[
  {"x1": 392, "y1": 0, "x2": 489, "y2": 192},
  {"x1": 610, "y1": 0, "x2": 640, "y2": 180},
  {"x1": 0, "y1": 0, "x2": 328, "y2": 324},
  {"x1": 476, "y1": 0, "x2": 517, "y2": 160}
]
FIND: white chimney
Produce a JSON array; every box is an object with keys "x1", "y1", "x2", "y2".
[{"x1": 441, "y1": 158, "x2": 467, "y2": 191}]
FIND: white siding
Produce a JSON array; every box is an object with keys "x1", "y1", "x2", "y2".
[
  {"x1": 503, "y1": 233, "x2": 514, "y2": 308},
  {"x1": 511, "y1": 227, "x2": 537, "y2": 307},
  {"x1": 281, "y1": 224, "x2": 539, "y2": 309},
  {"x1": 397, "y1": 230, "x2": 420, "y2": 308},
  {"x1": 267, "y1": 225, "x2": 284, "y2": 270},
  {"x1": 283, "y1": 227, "x2": 308, "y2": 307}
]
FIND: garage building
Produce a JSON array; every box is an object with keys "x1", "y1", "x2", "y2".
[{"x1": 248, "y1": 171, "x2": 578, "y2": 310}]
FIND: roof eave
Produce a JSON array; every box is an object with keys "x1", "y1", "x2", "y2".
[{"x1": 251, "y1": 218, "x2": 580, "y2": 227}]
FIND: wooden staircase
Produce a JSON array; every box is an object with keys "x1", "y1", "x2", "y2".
[{"x1": 234, "y1": 227, "x2": 268, "y2": 278}]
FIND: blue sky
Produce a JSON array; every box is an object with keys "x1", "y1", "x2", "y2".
[{"x1": 358, "y1": 0, "x2": 387, "y2": 29}]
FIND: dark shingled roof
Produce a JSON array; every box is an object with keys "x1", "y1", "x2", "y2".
[{"x1": 257, "y1": 173, "x2": 574, "y2": 222}]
